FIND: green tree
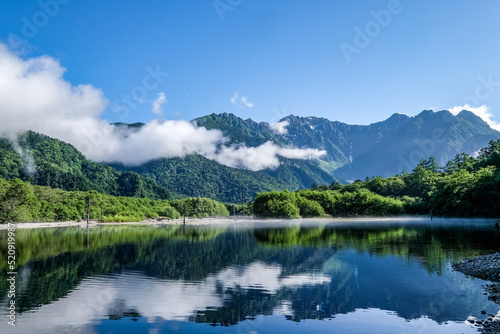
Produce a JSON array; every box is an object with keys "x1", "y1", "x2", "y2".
[
  {"x1": 253, "y1": 191, "x2": 300, "y2": 218},
  {"x1": 0, "y1": 179, "x2": 38, "y2": 222},
  {"x1": 296, "y1": 196, "x2": 325, "y2": 217}
]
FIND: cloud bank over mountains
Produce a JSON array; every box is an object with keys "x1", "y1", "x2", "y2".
[{"x1": 0, "y1": 43, "x2": 325, "y2": 171}]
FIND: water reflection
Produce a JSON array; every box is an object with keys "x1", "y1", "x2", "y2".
[{"x1": 0, "y1": 219, "x2": 499, "y2": 333}]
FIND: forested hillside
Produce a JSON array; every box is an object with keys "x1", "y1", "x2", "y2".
[
  {"x1": 110, "y1": 154, "x2": 293, "y2": 203},
  {"x1": 252, "y1": 139, "x2": 500, "y2": 218},
  {"x1": 112, "y1": 154, "x2": 345, "y2": 202},
  {"x1": 1, "y1": 139, "x2": 499, "y2": 223},
  {"x1": 1, "y1": 109, "x2": 499, "y2": 208},
  {"x1": 1, "y1": 130, "x2": 308, "y2": 204},
  {"x1": 0, "y1": 131, "x2": 173, "y2": 200}
]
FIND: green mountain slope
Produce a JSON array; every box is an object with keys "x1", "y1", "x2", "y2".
[
  {"x1": 259, "y1": 158, "x2": 342, "y2": 189},
  {"x1": 195, "y1": 110, "x2": 500, "y2": 181},
  {"x1": 0, "y1": 131, "x2": 173, "y2": 200},
  {"x1": 3, "y1": 109, "x2": 498, "y2": 205},
  {"x1": 193, "y1": 113, "x2": 345, "y2": 187},
  {"x1": 110, "y1": 154, "x2": 292, "y2": 203},
  {"x1": 195, "y1": 112, "x2": 285, "y2": 147}
]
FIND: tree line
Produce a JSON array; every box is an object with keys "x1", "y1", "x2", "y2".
[
  {"x1": 0, "y1": 178, "x2": 230, "y2": 223},
  {"x1": 252, "y1": 139, "x2": 500, "y2": 218},
  {"x1": 1, "y1": 139, "x2": 498, "y2": 222}
]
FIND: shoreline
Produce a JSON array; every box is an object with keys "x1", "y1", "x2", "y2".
[
  {"x1": 453, "y1": 253, "x2": 500, "y2": 333},
  {"x1": 453, "y1": 253, "x2": 500, "y2": 282},
  {"x1": 0, "y1": 215, "x2": 496, "y2": 230},
  {"x1": 0, "y1": 216, "x2": 256, "y2": 229}
]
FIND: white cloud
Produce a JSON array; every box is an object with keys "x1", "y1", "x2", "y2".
[
  {"x1": 98, "y1": 119, "x2": 227, "y2": 165},
  {"x1": 208, "y1": 141, "x2": 326, "y2": 171},
  {"x1": 278, "y1": 147, "x2": 326, "y2": 160},
  {"x1": 240, "y1": 96, "x2": 254, "y2": 108},
  {"x1": 152, "y1": 92, "x2": 167, "y2": 115},
  {"x1": 230, "y1": 92, "x2": 254, "y2": 108},
  {"x1": 0, "y1": 44, "x2": 323, "y2": 170},
  {"x1": 230, "y1": 92, "x2": 238, "y2": 104},
  {"x1": 270, "y1": 120, "x2": 289, "y2": 134},
  {"x1": 448, "y1": 104, "x2": 500, "y2": 131}
]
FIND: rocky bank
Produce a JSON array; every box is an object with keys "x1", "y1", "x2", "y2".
[
  {"x1": 453, "y1": 253, "x2": 500, "y2": 282},
  {"x1": 453, "y1": 253, "x2": 500, "y2": 334}
]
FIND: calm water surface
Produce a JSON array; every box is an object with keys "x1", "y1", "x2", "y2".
[{"x1": 1, "y1": 218, "x2": 499, "y2": 333}]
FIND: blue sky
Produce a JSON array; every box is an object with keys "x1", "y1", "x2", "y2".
[{"x1": 1, "y1": 0, "x2": 500, "y2": 126}]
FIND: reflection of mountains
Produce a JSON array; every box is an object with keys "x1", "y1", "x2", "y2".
[{"x1": 0, "y1": 222, "x2": 499, "y2": 329}]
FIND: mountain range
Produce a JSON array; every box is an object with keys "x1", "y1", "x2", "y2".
[
  {"x1": 1, "y1": 110, "x2": 498, "y2": 203},
  {"x1": 194, "y1": 109, "x2": 500, "y2": 181}
]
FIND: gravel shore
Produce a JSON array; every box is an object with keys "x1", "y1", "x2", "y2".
[
  {"x1": 453, "y1": 253, "x2": 500, "y2": 334},
  {"x1": 0, "y1": 216, "x2": 260, "y2": 229},
  {"x1": 453, "y1": 253, "x2": 500, "y2": 282},
  {"x1": 0, "y1": 216, "x2": 433, "y2": 230}
]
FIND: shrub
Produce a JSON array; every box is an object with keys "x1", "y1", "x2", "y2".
[
  {"x1": 296, "y1": 196, "x2": 325, "y2": 217},
  {"x1": 171, "y1": 197, "x2": 229, "y2": 217},
  {"x1": 161, "y1": 205, "x2": 181, "y2": 219},
  {"x1": 266, "y1": 199, "x2": 300, "y2": 218},
  {"x1": 335, "y1": 189, "x2": 404, "y2": 216},
  {"x1": 253, "y1": 191, "x2": 300, "y2": 218},
  {"x1": 102, "y1": 215, "x2": 144, "y2": 222},
  {"x1": 296, "y1": 189, "x2": 338, "y2": 215}
]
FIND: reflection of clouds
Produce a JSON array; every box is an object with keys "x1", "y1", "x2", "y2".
[
  {"x1": 333, "y1": 309, "x2": 478, "y2": 334},
  {"x1": 272, "y1": 300, "x2": 294, "y2": 317},
  {"x1": 213, "y1": 261, "x2": 283, "y2": 293},
  {"x1": 280, "y1": 273, "x2": 331, "y2": 287},
  {"x1": 214, "y1": 261, "x2": 331, "y2": 294},
  {"x1": 0, "y1": 261, "x2": 330, "y2": 333},
  {"x1": 252, "y1": 308, "x2": 478, "y2": 334}
]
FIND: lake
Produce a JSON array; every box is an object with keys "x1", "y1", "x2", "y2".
[{"x1": 1, "y1": 218, "x2": 499, "y2": 333}]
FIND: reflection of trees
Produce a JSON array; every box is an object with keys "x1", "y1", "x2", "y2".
[
  {"x1": 254, "y1": 224, "x2": 500, "y2": 274},
  {"x1": 0, "y1": 223, "x2": 498, "y2": 326},
  {"x1": 192, "y1": 290, "x2": 284, "y2": 326},
  {"x1": 14, "y1": 244, "x2": 136, "y2": 312},
  {"x1": 0, "y1": 225, "x2": 228, "y2": 308},
  {"x1": 0, "y1": 225, "x2": 227, "y2": 269},
  {"x1": 0, "y1": 226, "x2": 333, "y2": 316},
  {"x1": 254, "y1": 224, "x2": 326, "y2": 247}
]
